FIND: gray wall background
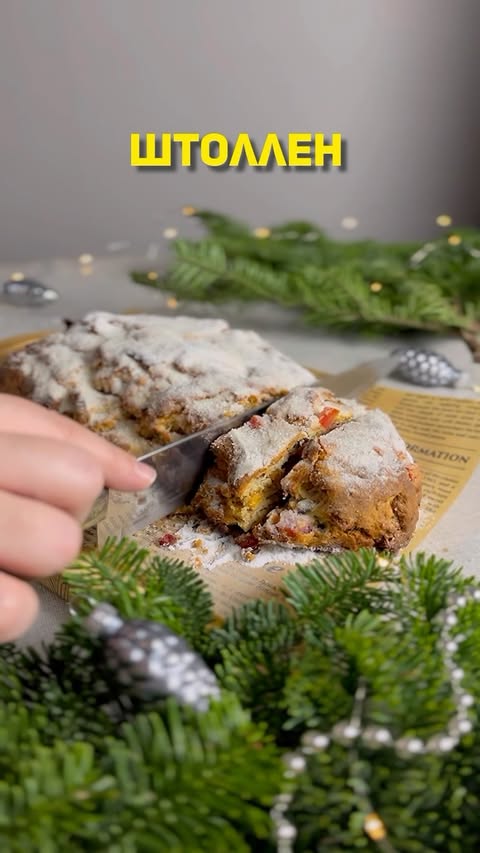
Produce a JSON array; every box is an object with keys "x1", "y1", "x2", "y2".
[{"x1": 1, "y1": 0, "x2": 479, "y2": 262}]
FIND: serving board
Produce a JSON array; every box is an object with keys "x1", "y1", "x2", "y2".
[{"x1": 0, "y1": 329, "x2": 54, "y2": 360}]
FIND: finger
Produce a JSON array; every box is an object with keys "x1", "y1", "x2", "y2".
[
  {"x1": 0, "y1": 394, "x2": 156, "y2": 491},
  {"x1": 0, "y1": 572, "x2": 38, "y2": 642},
  {"x1": 0, "y1": 490, "x2": 82, "y2": 577},
  {"x1": 0, "y1": 433, "x2": 105, "y2": 521}
]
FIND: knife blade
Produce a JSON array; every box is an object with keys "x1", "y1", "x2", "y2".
[{"x1": 87, "y1": 353, "x2": 399, "y2": 543}]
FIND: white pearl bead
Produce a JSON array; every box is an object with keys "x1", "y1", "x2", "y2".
[
  {"x1": 343, "y1": 724, "x2": 360, "y2": 739},
  {"x1": 277, "y1": 821, "x2": 297, "y2": 841},
  {"x1": 277, "y1": 793, "x2": 293, "y2": 805},
  {"x1": 284, "y1": 753, "x2": 306, "y2": 773},
  {"x1": 301, "y1": 731, "x2": 330, "y2": 751},
  {"x1": 438, "y1": 736, "x2": 457, "y2": 752},
  {"x1": 426, "y1": 734, "x2": 457, "y2": 754},
  {"x1": 375, "y1": 728, "x2": 393, "y2": 744},
  {"x1": 404, "y1": 738, "x2": 424, "y2": 754}
]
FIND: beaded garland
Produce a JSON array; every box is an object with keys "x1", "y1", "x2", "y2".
[
  {"x1": 75, "y1": 586, "x2": 479, "y2": 850},
  {"x1": 270, "y1": 585, "x2": 478, "y2": 852}
]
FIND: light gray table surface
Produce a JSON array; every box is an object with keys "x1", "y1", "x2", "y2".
[{"x1": 1, "y1": 255, "x2": 478, "y2": 649}]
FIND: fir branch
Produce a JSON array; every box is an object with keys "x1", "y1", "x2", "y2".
[
  {"x1": 65, "y1": 537, "x2": 213, "y2": 647},
  {"x1": 208, "y1": 601, "x2": 301, "y2": 730},
  {"x1": 98, "y1": 698, "x2": 281, "y2": 852},
  {"x1": 166, "y1": 240, "x2": 292, "y2": 304},
  {"x1": 395, "y1": 551, "x2": 470, "y2": 622},
  {"x1": 3, "y1": 546, "x2": 480, "y2": 850},
  {"x1": 0, "y1": 698, "x2": 281, "y2": 853},
  {"x1": 282, "y1": 645, "x2": 353, "y2": 731},
  {"x1": 0, "y1": 638, "x2": 116, "y2": 746},
  {"x1": 131, "y1": 211, "x2": 480, "y2": 350},
  {"x1": 283, "y1": 549, "x2": 398, "y2": 637}
]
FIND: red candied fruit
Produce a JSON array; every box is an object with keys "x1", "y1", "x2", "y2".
[
  {"x1": 156, "y1": 532, "x2": 178, "y2": 547},
  {"x1": 318, "y1": 407, "x2": 340, "y2": 429},
  {"x1": 406, "y1": 464, "x2": 417, "y2": 481},
  {"x1": 248, "y1": 415, "x2": 263, "y2": 429},
  {"x1": 236, "y1": 532, "x2": 259, "y2": 550}
]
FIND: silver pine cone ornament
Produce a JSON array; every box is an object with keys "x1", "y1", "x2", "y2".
[
  {"x1": 393, "y1": 348, "x2": 463, "y2": 388},
  {"x1": 85, "y1": 602, "x2": 220, "y2": 711}
]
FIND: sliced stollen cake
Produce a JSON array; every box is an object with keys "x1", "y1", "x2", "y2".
[
  {"x1": 195, "y1": 389, "x2": 421, "y2": 552},
  {"x1": 193, "y1": 386, "x2": 365, "y2": 531},
  {"x1": 0, "y1": 312, "x2": 421, "y2": 552}
]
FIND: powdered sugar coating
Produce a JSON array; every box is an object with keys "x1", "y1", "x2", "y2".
[
  {"x1": 309, "y1": 409, "x2": 414, "y2": 489},
  {"x1": 0, "y1": 312, "x2": 315, "y2": 450},
  {"x1": 213, "y1": 416, "x2": 303, "y2": 484},
  {"x1": 209, "y1": 386, "x2": 366, "y2": 485},
  {"x1": 267, "y1": 386, "x2": 365, "y2": 428}
]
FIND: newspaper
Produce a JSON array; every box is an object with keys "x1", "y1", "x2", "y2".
[
  {"x1": 39, "y1": 380, "x2": 480, "y2": 615},
  {"x1": 360, "y1": 385, "x2": 480, "y2": 551}
]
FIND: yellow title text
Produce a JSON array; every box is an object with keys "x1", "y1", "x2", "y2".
[{"x1": 131, "y1": 132, "x2": 343, "y2": 168}]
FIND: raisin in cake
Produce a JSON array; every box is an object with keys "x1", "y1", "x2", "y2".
[
  {"x1": 0, "y1": 312, "x2": 314, "y2": 454},
  {"x1": 195, "y1": 387, "x2": 421, "y2": 552}
]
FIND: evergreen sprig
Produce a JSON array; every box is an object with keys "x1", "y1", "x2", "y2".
[
  {"x1": 131, "y1": 211, "x2": 480, "y2": 356},
  {"x1": 2, "y1": 542, "x2": 480, "y2": 850},
  {"x1": 65, "y1": 537, "x2": 214, "y2": 648}
]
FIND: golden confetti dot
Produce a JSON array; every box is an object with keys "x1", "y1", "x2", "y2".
[
  {"x1": 163, "y1": 227, "x2": 178, "y2": 240},
  {"x1": 436, "y1": 214, "x2": 452, "y2": 227},
  {"x1": 78, "y1": 253, "x2": 94, "y2": 265},
  {"x1": 182, "y1": 205, "x2": 196, "y2": 216},
  {"x1": 147, "y1": 271, "x2": 159, "y2": 281},
  {"x1": 364, "y1": 813, "x2": 386, "y2": 842},
  {"x1": 253, "y1": 227, "x2": 271, "y2": 239},
  {"x1": 166, "y1": 296, "x2": 179, "y2": 309},
  {"x1": 370, "y1": 281, "x2": 383, "y2": 293},
  {"x1": 80, "y1": 265, "x2": 93, "y2": 277},
  {"x1": 10, "y1": 271, "x2": 25, "y2": 282},
  {"x1": 341, "y1": 216, "x2": 359, "y2": 230},
  {"x1": 447, "y1": 234, "x2": 462, "y2": 246}
]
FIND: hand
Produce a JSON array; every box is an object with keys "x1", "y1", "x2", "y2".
[{"x1": 0, "y1": 394, "x2": 156, "y2": 642}]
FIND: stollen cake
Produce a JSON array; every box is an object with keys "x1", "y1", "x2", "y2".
[
  {"x1": 0, "y1": 312, "x2": 421, "y2": 552},
  {"x1": 0, "y1": 312, "x2": 314, "y2": 454},
  {"x1": 194, "y1": 387, "x2": 421, "y2": 552}
]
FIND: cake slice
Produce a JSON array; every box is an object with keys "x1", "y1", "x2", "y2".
[
  {"x1": 256, "y1": 409, "x2": 421, "y2": 550},
  {"x1": 193, "y1": 386, "x2": 365, "y2": 531},
  {"x1": 196, "y1": 393, "x2": 421, "y2": 552}
]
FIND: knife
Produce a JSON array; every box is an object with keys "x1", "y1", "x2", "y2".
[{"x1": 86, "y1": 353, "x2": 399, "y2": 544}]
